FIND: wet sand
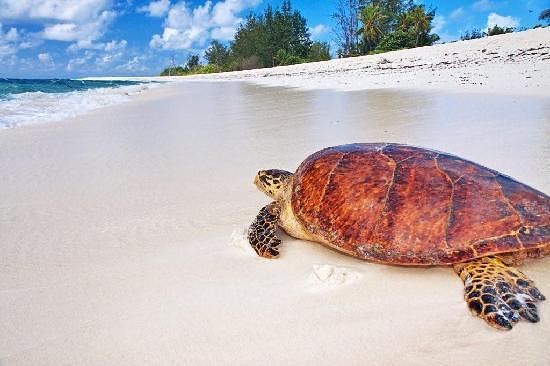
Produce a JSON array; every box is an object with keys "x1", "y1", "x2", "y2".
[{"x1": 1, "y1": 82, "x2": 549, "y2": 365}]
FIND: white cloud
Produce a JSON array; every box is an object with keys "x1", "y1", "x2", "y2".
[
  {"x1": 66, "y1": 49, "x2": 95, "y2": 71},
  {"x1": 150, "y1": 1, "x2": 211, "y2": 50},
  {"x1": 150, "y1": 0, "x2": 260, "y2": 50},
  {"x1": 37, "y1": 51, "x2": 53, "y2": 65},
  {"x1": 66, "y1": 38, "x2": 124, "y2": 52},
  {"x1": 42, "y1": 10, "x2": 116, "y2": 43},
  {"x1": 210, "y1": 0, "x2": 253, "y2": 41},
  {"x1": 211, "y1": 0, "x2": 258, "y2": 27},
  {"x1": 0, "y1": 41, "x2": 15, "y2": 56},
  {"x1": 42, "y1": 23, "x2": 77, "y2": 41},
  {"x1": 487, "y1": 12, "x2": 519, "y2": 29},
  {"x1": 94, "y1": 40, "x2": 127, "y2": 66},
  {"x1": 0, "y1": 23, "x2": 18, "y2": 56},
  {"x1": 104, "y1": 39, "x2": 127, "y2": 52},
  {"x1": 138, "y1": 0, "x2": 171, "y2": 17},
  {"x1": 116, "y1": 56, "x2": 149, "y2": 72},
  {"x1": 432, "y1": 15, "x2": 445, "y2": 33},
  {"x1": 67, "y1": 38, "x2": 126, "y2": 53},
  {"x1": 210, "y1": 26, "x2": 237, "y2": 41},
  {"x1": 0, "y1": 0, "x2": 112, "y2": 22},
  {"x1": 0, "y1": 0, "x2": 118, "y2": 49},
  {"x1": 450, "y1": 7, "x2": 464, "y2": 20},
  {"x1": 472, "y1": 0, "x2": 499, "y2": 12},
  {"x1": 5, "y1": 26, "x2": 18, "y2": 41},
  {"x1": 309, "y1": 24, "x2": 329, "y2": 39}
]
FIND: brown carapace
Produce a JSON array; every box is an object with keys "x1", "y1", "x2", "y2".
[
  {"x1": 248, "y1": 143, "x2": 549, "y2": 330},
  {"x1": 292, "y1": 143, "x2": 550, "y2": 265}
]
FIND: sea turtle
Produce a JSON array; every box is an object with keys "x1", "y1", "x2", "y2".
[{"x1": 248, "y1": 143, "x2": 549, "y2": 330}]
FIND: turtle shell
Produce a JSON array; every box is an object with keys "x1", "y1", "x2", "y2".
[{"x1": 291, "y1": 143, "x2": 550, "y2": 265}]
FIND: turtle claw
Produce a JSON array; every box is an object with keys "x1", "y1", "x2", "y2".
[
  {"x1": 492, "y1": 313, "x2": 514, "y2": 330},
  {"x1": 454, "y1": 256, "x2": 545, "y2": 330},
  {"x1": 265, "y1": 246, "x2": 280, "y2": 259},
  {"x1": 520, "y1": 308, "x2": 540, "y2": 323}
]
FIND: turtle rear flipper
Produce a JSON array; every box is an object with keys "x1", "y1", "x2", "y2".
[
  {"x1": 454, "y1": 256, "x2": 546, "y2": 330},
  {"x1": 248, "y1": 202, "x2": 282, "y2": 259}
]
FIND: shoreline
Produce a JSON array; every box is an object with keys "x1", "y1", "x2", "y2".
[
  {"x1": 85, "y1": 27, "x2": 550, "y2": 98},
  {"x1": 0, "y1": 80, "x2": 161, "y2": 129}
]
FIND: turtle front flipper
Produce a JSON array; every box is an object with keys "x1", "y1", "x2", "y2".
[
  {"x1": 454, "y1": 256, "x2": 546, "y2": 330},
  {"x1": 248, "y1": 202, "x2": 282, "y2": 259}
]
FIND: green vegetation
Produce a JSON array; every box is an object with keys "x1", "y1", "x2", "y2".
[
  {"x1": 160, "y1": 0, "x2": 327, "y2": 75},
  {"x1": 459, "y1": 24, "x2": 518, "y2": 41},
  {"x1": 160, "y1": 0, "x2": 543, "y2": 76},
  {"x1": 374, "y1": 30, "x2": 415, "y2": 52},
  {"x1": 486, "y1": 25, "x2": 514, "y2": 36},
  {"x1": 160, "y1": 54, "x2": 218, "y2": 76},
  {"x1": 357, "y1": 5, "x2": 387, "y2": 53},
  {"x1": 204, "y1": 41, "x2": 230, "y2": 72},
  {"x1": 334, "y1": 0, "x2": 439, "y2": 56},
  {"x1": 308, "y1": 41, "x2": 331, "y2": 62},
  {"x1": 460, "y1": 28, "x2": 484, "y2": 41},
  {"x1": 230, "y1": 1, "x2": 313, "y2": 69}
]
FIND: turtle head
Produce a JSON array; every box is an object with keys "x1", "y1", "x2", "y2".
[{"x1": 254, "y1": 169, "x2": 293, "y2": 200}]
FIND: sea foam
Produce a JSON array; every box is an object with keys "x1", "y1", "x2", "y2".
[{"x1": 0, "y1": 82, "x2": 157, "y2": 129}]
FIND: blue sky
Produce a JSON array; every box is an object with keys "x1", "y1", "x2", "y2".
[{"x1": 0, "y1": 0, "x2": 547, "y2": 78}]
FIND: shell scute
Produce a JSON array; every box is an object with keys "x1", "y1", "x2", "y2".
[
  {"x1": 496, "y1": 174, "x2": 550, "y2": 226},
  {"x1": 369, "y1": 153, "x2": 452, "y2": 258},
  {"x1": 472, "y1": 235, "x2": 521, "y2": 257},
  {"x1": 315, "y1": 150, "x2": 395, "y2": 251},
  {"x1": 519, "y1": 225, "x2": 550, "y2": 248},
  {"x1": 291, "y1": 143, "x2": 550, "y2": 265},
  {"x1": 445, "y1": 174, "x2": 522, "y2": 247}
]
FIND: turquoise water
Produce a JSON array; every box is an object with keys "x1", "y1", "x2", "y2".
[
  {"x1": 0, "y1": 78, "x2": 156, "y2": 128},
  {"x1": 0, "y1": 78, "x2": 143, "y2": 99}
]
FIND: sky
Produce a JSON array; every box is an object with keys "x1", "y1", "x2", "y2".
[{"x1": 0, "y1": 0, "x2": 548, "y2": 78}]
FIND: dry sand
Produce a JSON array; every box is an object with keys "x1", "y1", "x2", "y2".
[
  {"x1": 1, "y1": 81, "x2": 549, "y2": 365},
  {"x1": 105, "y1": 27, "x2": 548, "y2": 97}
]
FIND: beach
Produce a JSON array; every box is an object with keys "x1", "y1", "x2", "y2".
[
  {"x1": 96, "y1": 27, "x2": 550, "y2": 97},
  {"x1": 1, "y1": 24, "x2": 550, "y2": 365},
  {"x1": 1, "y1": 79, "x2": 549, "y2": 365}
]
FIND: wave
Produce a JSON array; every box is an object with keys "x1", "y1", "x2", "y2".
[
  {"x1": 0, "y1": 80, "x2": 159, "y2": 129},
  {"x1": 0, "y1": 78, "x2": 145, "y2": 98}
]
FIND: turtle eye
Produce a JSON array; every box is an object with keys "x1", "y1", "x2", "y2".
[{"x1": 258, "y1": 173, "x2": 269, "y2": 185}]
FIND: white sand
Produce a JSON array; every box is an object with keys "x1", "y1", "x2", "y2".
[
  {"x1": 90, "y1": 28, "x2": 550, "y2": 97},
  {"x1": 189, "y1": 28, "x2": 550, "y2": 96},
  {"x1": 1, "y1": 80, "x2": 549, "y2": 365}
]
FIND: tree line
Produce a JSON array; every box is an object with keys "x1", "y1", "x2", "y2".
[
  {"x1": 161, "y1": 1, "x2": 330, "y2": 76},
  {"x1": 333, "y1": 0, "x2": 440, "y2": 56},
  {"x1": 160, "y1": 1, "x2": 550, "y2": 76}
]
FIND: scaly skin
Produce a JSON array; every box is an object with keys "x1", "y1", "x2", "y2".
[
  {"x1": 248, "y1": 144, "x2": 550, "y2": 330},
  {"x1": 454, "y1": 256, "x2": 545, "y2": 330},
  {"x1": 247, "y1": 202, "x2": 281, "y2": 258}
]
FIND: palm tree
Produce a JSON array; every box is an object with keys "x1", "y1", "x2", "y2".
[
  {"x1": 407, "y1": 6, "x2": 431, "y2": 47},
  {"x1": 357, "y1": 5, "x2": 387, "y2": 52}
]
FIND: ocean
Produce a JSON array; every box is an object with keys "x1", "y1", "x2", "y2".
[{"x1": 0, "y1": 78, "x2": 156, "y2": 129}]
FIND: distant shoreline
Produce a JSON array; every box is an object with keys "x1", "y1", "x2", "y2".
[{"x1": 84, "y1": 28, "x2": 550, "y2": 97}]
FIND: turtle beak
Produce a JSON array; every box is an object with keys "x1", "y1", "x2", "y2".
[{"x1": 254, "y1": 172, "x2": 265, "y2": 192}]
